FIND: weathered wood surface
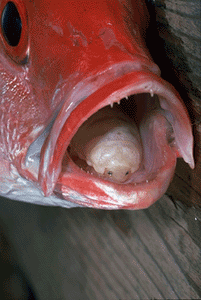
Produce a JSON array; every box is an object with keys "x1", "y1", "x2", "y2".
[
  {"x1": 146, "y1": 0, "x2": 201, "y2": 208},
  {"x1": 0, "y1": 195, "x2": 200, "y2": 299},
  {"x1": 147, "y1": 0, "x2": 201, "y2": 96}
]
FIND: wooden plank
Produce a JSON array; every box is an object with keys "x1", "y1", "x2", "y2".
[
  {"x1": 0, "y1": 195, "x2": 200, "y2": 299},
  {"x1": 155, "y1": 0, "x2": 201, "y2": 17},
  {"x1": 147, "y1": 0, "x2": 201, "y2": 209},
  {"x1": 155, "y1": 9, "x2": 201, "y2": 39}
]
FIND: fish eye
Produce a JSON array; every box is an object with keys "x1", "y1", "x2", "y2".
[
  {"x1": 108, "y1": 171, "x2": 113, "y2": 176},
  {"x1": 125, "y1": 171, "x2": 129, "y2": 176},
  {"x1": 1, "y1": 1, "x2": 22, "y2": 47},
  {"x1": 0, "y1": 0, "x2": 28, "y2": 63}
]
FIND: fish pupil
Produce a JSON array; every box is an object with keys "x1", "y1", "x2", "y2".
[{"x1": 1, "y1": 1, "x2": 22, "y2": 47}]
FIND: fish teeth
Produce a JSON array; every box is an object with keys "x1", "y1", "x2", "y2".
[
  {"x1": 110, "y1": 102, "x2": 114, "y2": 108},
  {"x1": 150, "y1": 89, "x2": 154, "y2": 97}
]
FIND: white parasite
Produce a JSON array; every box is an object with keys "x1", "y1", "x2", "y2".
[{"x1": 70, "y1": 105, "x2": 142, "y2": 183}]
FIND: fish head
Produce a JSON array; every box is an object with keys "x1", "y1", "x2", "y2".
[{"x1": 0, "y1": 0, "x2": 194, "y2": 209}]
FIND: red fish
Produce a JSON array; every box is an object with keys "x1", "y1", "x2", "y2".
[{"x1": 0, "y1": 0, "x2": 194, "y2": 209}]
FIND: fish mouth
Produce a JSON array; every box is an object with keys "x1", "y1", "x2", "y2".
[{"x1": 30, "y1": 64, "x2": 194, "y2": 209}]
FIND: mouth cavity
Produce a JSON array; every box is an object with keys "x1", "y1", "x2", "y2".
[
  {"x1": 33, "y1": 70, "x2": 194, "y2": 208},
  {"x1": 66, "y1": 93, "x2": 171, "y2": 184}
]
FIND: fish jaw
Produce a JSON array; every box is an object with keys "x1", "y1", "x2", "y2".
[{"x1": 35, "y1": 67, "x2": 194, "y2": 210}]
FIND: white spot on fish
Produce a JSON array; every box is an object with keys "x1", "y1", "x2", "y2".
[
  {"x1": 98, "y1": 27, "x2": 127, "y2": 53},
  {"x1": 48, "y1": 22, "x2": 64, "y2": 36}
]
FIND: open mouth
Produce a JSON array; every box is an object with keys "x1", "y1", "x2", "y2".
[
  {"x1": 25, "y1": 67, "x2": 194, "y2": 209},
  {"x1": 66, "y1": 94, "x2": 168, "y2": 183}
]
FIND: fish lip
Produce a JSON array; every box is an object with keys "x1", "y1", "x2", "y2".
[
  {"x1": 56, "y1": 171, "x2": 176, "y2": 210},
  {"x1": 38, "y1": 63, "x2": 194, "y2": 208},
  {"x1": 54, "y1": 142, "x2": 177, "y2": 210}
]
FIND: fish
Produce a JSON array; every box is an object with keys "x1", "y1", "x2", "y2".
[{"x1": 0, "y1": 0, "x2": 194, "y2": 209}]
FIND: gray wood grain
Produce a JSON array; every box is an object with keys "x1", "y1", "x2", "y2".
[
  {"x1": 0, "y1": 195, "x2": 200, "y2": 299},
  {"x1": 146, "y1": 0, "x2": 201, "y2": 208}
]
